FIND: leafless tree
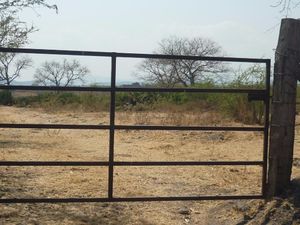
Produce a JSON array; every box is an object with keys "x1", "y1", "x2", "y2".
[
  {"x1": 231, "y1": 64, "x2": 265, "y2": 87},
  {"x1": 272, "y1": 0, "x2": 300, "y2": 16},
  {"x1": 34, "y1": 59, "x2": 89, "y2": 87},
  {"x1": 138, "y1": 36, "x2": 227, "y2": 87},
  {"x1": 0, "y1": 0, "x2": 57, "y2": 85},
  {"x1": 0, "y1": 55, "x2": 32, "y2": 85},
  {"x1": 0, "y1": 15, "x2": 33, "y2": 85}
]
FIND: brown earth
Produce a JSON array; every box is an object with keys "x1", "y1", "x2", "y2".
[{"x1": 0, "y1": 106, "x2": 300, "y2": 225}]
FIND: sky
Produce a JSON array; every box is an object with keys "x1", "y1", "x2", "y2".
[{"x1": 16, "y1": 0, "x2": 300, "y2": 84}]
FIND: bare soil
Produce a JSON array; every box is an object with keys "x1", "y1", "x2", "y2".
[{"x1": 0, "y1": 106, "x2": 299, "y2": 225}]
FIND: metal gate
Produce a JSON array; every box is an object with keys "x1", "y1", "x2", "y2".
[{"x1": 0, "y1": 47, "x2": 271, "y2": 203}]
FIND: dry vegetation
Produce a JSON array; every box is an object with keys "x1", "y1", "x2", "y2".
[{"x1": 0, "y1": 106, "x2": 299, "y2": 224}]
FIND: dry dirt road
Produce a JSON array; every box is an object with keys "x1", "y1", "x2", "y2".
[{"x1": 0, "y1": 106, "x2": 299, "y2": 225}]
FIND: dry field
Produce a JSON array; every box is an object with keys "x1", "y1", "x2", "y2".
[{"x1": 0, "y1": 106, "x2": 299, "y2": 224}]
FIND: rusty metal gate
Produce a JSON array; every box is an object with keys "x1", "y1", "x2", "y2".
[{"x1": 0, "y1": 47, "x2": 271, "y2": 203}]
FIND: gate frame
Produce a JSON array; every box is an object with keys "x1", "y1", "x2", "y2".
[{"x1": 0, "y1": 47, "x2": 271, "y2": 203}]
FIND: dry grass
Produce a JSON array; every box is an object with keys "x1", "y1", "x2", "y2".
[
  {"x1": 116, "y1": 109, "x2": 229, "y2": 126},
  {"x1": 0, "y1": 106, "x2": 270, "y2": 224}
]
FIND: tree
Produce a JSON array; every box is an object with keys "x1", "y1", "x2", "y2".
[
  {"x1": 0, "y1": 0, "x2": 57, "y2": 85},
  {"x1": 0, "y1": 15, "x2": 34, "y2": 47},
  {"x1": 0, "y1": 0, "x2": 57, "y2": 15},
  {"x1": 138, "y1": 36, "x2": 227, "y2": 87},
  {"x1": 0, "y1": 54, "x2": 32, "y2": 85},
  {"x1": 231, "y1": 64, "x2": 265, "y2": 88},
  {"x1": 272, "y1": 0, "x2": 300, "y2": 16},
  {"x1": 0, "y1": 15, "x2": 33, "y2": 85},
  {"x1": 34, "y1": 59, "x2": 89, "y2": 87}
]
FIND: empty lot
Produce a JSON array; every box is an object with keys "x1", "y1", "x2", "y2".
[{"x1": 0, "y1": 106, "x2": 299, "y2": 224}]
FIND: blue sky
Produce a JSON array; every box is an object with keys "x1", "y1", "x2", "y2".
[{"x1": 17, "y1": 0, "x2": 300, "y2": 83}]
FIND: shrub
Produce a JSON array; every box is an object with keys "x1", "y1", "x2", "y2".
[
  {"x1": 0, "y1": 90, "x2": 13, "y2": 105},
  {"x1": 80, "y1": 93, "x2": 110, "y2": 111},
  {"x1": 55, "y1": 92, "x2": 81, "y2": 105},
  {"x1": 218, "y1": 94, "x2": 264, "y2": 124},
  {"x1": 13, "y1": 92, "x2": 111, "y2": 112},
  {"x1": 14, "y1": 95, "x2": 38, "y2": 107},
  {"x1": 116, "y1": 92, "x2": 160, "y2": 110},
  {"x1": 9, "y1": 76, "x2": 266, "y2": 124}
]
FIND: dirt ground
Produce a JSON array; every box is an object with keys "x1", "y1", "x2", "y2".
[{"x1": 0, "y1": 106, "x2": 300, "y2": 225}]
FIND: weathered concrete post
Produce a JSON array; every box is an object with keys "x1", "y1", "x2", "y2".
[{"x1": 268, "y1": 18, "x2": 300, "y2": 197}]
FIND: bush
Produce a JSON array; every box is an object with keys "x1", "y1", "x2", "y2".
[
  {"x1": 80, "y1": 93, "x2": 110, "y2": 111},
  {"x1": 9, "y1": 78, "x2": 266, "y2": 124},
  {"x1": 0, "y1": 90, "x2": 13, "y2": 105},
  {"x1": 116, "y1": 92, "x2": 160, "y2": 110},
  {"x1": 218, "y1": 94, "x2": 264, "y2": 124},
  {"x1": 55, "y1": 92, "x2": 81, "y2": 105},
  {"x1": 13, "y1": 92, "x2": 111, "y2": 112},
  {"x1": 14, "y1": 95, "x2": 37, "y2": 107}
]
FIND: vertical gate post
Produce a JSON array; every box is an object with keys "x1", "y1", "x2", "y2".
[{"x1": 268, "y1": 18, "x2": 300, "y2": 197}]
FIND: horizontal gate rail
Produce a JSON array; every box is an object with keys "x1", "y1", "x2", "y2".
[
  {"x1": 0, "y1": 47, "x2": 271, "y2": 203},
  {"x1": 0, "y1": 123, "x2": 265, "y2": 131},
  {"x1": 0, "y1": 195, "x2": 264, "y2": 204},
  {"x1": 0, "y1": 85, "x2": 267, "y2": 94},
  {"x1": 0, "y1": 161, "x2": 264, "y2": 166},
  {"x1": 0, "y1": 47, "x2": 270, "y2": 63}
]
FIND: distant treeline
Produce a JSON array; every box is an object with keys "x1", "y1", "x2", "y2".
[{"x1": 0, "y1": 81, "x2": 266, "y2": 124}]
